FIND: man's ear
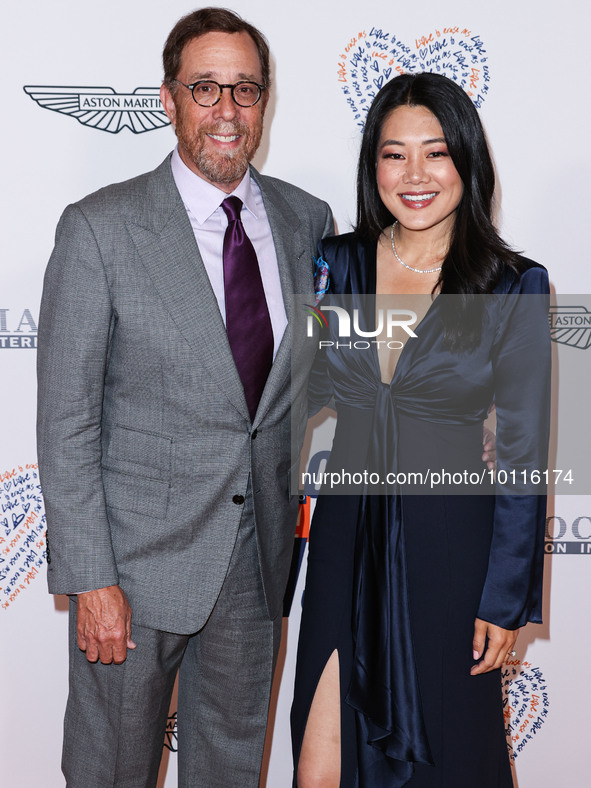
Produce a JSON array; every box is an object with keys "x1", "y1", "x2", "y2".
[{"x1": 160, "y1": 83, "x2": 177, "y2": 127}]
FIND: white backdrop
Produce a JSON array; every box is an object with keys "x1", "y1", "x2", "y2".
[{"x1": 2, "y1": 1, "x2": 590, "y2": 786}]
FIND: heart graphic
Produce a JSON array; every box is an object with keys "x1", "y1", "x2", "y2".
[
  {"x1": 502, "y1": 658, "x2": 550, "y2": 760},
  {"x1": 0, "y1": 463, "x2": 46, "y2": 612},
  {"x1": 337, "y1": 25, "x2": 490, "y2": 129}
]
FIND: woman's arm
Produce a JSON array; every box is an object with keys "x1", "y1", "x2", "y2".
[{"x1": 472, "y1": 265, "x2": 551, "y2": 672}]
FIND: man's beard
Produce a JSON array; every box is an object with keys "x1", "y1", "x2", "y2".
[{"x1": 175, "y1": 112, "x2": 263, "y2": 186}]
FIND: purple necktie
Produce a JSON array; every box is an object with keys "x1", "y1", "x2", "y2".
[{"x1": 221, "y1": 196, "x2": 273, "y2": 421}]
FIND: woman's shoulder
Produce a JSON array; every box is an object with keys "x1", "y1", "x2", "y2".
[
  {"x1": 494, "y1": 255, "x2": 550, "y2": 295},
  {"x1": 318, "y1": 231, "x2": 369, "y2": 259},
  {"x1": 318, "y1": 232, "x2": 375, "y2": 294}
]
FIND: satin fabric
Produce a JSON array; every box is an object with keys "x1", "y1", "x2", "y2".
[
  {"x1": 222, "y1": 196, "x2": 273, "y2": 422},
  {"x1": 306, "y1": 233, "x2": 550, "y2": 785}
]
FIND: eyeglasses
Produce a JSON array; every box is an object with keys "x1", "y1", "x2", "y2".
[{"x1": 173, "y1": 79, "x2": 266, "y2": 108}]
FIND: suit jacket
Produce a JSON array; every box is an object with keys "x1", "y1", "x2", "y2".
[{"x1": 37, "y1": 154, "x2": 333, "y2": 633}]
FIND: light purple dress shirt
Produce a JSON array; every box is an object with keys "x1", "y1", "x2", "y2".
[{"x1": 170, "y1": 147, "x2": 287, "y2": 358}]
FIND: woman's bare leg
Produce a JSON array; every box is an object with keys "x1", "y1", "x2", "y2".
[{"x1": 297, "y1": 649, "x2": 341, "y2": 787}]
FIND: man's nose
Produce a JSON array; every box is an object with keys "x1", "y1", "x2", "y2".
[{"x1": 213, "y1": 88, "x2": 238, "y2": 120}]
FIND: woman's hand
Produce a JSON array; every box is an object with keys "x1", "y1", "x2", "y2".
[
  {"x1": 481, "y1": 425, "x2": 496, "y2": 471},
  {"x1": 470, "y1": 617, "x2": 518, "y2": 676}
]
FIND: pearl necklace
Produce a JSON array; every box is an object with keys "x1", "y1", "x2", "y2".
[{"x1": 390, "y1": 221, "x2": 443, "y2": 274}]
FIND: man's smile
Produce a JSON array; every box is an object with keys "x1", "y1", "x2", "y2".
[{"x1": 207, "y1": 133, "x2": 241, "y2": 143}]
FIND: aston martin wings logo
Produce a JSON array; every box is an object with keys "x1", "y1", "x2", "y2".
[
  {"x1": 23, "y1": 86, "x2": 170, "y2": 134},
  {"x1": 549, "y1": 305, "x2": 591, "y2": 349}
]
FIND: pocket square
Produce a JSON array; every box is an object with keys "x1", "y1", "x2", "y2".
[{"x1": 313, "y1": 256, "x2": 330, "y2": 305}]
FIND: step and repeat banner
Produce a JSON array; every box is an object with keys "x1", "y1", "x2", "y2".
[{"x1": 2, "y1": 1, "x2": 589, "y2": 785}]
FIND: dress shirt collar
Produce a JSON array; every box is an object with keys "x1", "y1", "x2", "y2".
[{"x1": 171, "y1": 146, "x2": 261, "y2": 224}]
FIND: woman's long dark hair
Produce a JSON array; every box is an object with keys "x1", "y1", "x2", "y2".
[{"x1": 356, "y1": 73, "x2": 523, "y2": 343}]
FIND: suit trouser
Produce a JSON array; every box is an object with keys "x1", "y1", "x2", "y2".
[{"x1": 62, "y1": 489, "x2": 282, "y2": 788}]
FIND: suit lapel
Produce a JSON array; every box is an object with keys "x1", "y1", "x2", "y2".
[
  {"x1": 252, "y1": 169, "x2": 313, "y2": 426},
  {"x1": 126, "y1": 158, "x2": 314, "y2": 426},
  {"x1": 126, "y1": 157, "x2": 250, "y2": 420}
]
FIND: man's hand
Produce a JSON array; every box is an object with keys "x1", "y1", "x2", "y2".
[
  {"x1": 470, "y1": 617, "x2": 517, "y2": 676},
  {"x1": 76, "y1": 585, "x2": 136, "y2": 664},
  {"x1": 482, "y1": 425, "x2": 497, "y2": 471}
]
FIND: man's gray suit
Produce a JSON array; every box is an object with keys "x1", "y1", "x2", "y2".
[{"x1": 37, "y1": 154, "x2": 332, "y2": 783}]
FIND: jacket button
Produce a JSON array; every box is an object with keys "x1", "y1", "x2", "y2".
[
  {"x1": 232, "y1": 494, "x2": 245, "y2": 505},
  {"x1": 251, "y1": 429, "x2": 258, "y2": 440}
]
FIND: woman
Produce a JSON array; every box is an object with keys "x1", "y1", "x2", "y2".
[{"x1": 291, "y1": 73, "x2": 550, "y2": 787}]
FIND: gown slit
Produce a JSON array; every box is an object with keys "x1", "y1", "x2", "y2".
[
  {"x1": 297, "y1": 649, "x2": 341, "y2": 785},
  {"x1": 292, "y1": 492, "x2": 360, "y2": 786}
]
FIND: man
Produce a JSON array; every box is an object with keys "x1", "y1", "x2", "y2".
[{"x1": 37, "y1": 8, "x2": 332, "y2": 787}]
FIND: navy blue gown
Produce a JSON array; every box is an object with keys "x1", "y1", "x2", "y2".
[{"x1": 291, "y1": 234, "x2": 550, "y2": 787}]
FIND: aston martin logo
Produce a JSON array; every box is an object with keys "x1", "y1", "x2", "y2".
[
  {"x1": 549, "y1": 305, "x2": 591, "y2": 349},
  {"x1": 163, "y1": 712, "x2": 178, "y2": 752},
  {"x1": 23, "y1": 86, "x2": 170, "y2": 134}
]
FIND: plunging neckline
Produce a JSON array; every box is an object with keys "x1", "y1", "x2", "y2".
[{"x1": 368, "y1": 241, "x2": 440, "y2": 387}]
